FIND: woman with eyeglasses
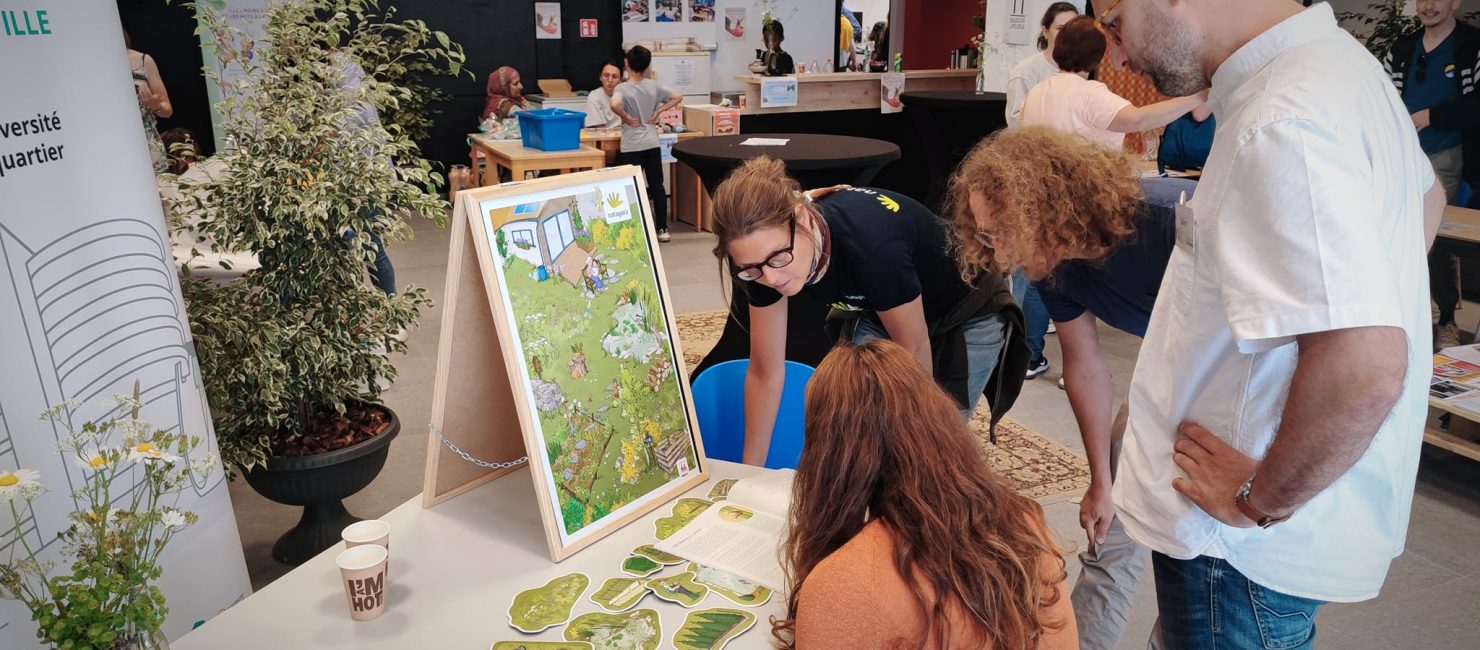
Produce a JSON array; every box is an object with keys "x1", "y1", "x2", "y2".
[
  {"x1": 710, "y1": 156, "x2": 1022, "y2": 467},
  {"x1": 584, "y1": 61, "x2": 624, "y2": 128}
]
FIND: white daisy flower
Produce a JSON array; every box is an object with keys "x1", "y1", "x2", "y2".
[
  {"x1": 160, "y1": 510, "x2": 188, "y2": 530},
  {"x1": 73, "y1": 452, "x2": 114, "y2": 472},
  {"x1": 0, "y1": 469, "x2": 44, "y2": 503},
  {"x1": 126, "y1": 442, "x2": 180, "y2": 464}
]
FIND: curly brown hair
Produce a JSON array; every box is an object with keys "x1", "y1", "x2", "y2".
[{"x1": 944, "y1": 126, "x2": 1143, "y2": 281}]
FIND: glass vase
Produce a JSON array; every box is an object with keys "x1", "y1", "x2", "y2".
[{"x1": 110, "y1": 622, "x2": 169, "y2": 650}]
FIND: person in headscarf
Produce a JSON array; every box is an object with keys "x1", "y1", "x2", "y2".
[{"x1": 482, "y1": 66, "x2": 526, "y2": 121}]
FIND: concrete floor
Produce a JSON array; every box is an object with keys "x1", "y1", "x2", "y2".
[{"x1": 229, "y1": 213, "x2": 1480, "y2": 649}]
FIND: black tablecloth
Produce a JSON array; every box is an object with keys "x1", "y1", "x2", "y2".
[
  {"x1": 672, "y1": 133, "x2": 901, "y2": 194},
  {"x1": 672, "y1": 133, "x2": 901, "y2": 378},
  {"x1": 899, "y1": 91, "x2": 1008, "y2": 212}
]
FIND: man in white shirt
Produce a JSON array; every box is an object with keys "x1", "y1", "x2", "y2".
[
  {"x1": 1090, "y1": 0, "x2": 1446, "y2": 646},
  {"x1": 584, "y1": 61, "x2": 622, "y2": 128}
]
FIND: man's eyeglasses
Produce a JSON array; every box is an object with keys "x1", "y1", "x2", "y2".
[
  {"x1": 730, "y1": 220, "x2": 796, "y2": 282},
  {"x1": 1095, "y1": 0, "x2": 1125, "y2": 45}
]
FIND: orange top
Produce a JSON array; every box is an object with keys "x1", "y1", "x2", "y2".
[{"x1": 794, "y1": 519, "x2": 1078, "y2": 649}]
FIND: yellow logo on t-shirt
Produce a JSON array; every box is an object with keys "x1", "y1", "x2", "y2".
[{"x1": 876, "y1": 195, "x2": 900, "y2": 213}]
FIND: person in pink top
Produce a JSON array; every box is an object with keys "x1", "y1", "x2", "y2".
[{"x1": 1021, "y1": 16, "x2": 1206, "y2": 149}]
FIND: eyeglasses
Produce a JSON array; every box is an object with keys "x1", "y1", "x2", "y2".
[
  {"x1": 730, "y1": 221, "x2": 796, "y2": 282},
  {"x1": 1095, "y1": 0, "x2": 1125, "y2": 45}
]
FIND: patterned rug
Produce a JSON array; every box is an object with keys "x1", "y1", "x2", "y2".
[{"x1": 674, "y1": 310, "x2": 1091, "y2": 504}]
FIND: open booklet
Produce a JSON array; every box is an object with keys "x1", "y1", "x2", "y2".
[{"x1": 654, "y1": 469, "x2": 795, "y2": 591}]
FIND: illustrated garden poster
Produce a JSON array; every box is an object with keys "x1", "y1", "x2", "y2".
[{"x1": 475, "y1": 171, "x2": 704, "y2": 548}]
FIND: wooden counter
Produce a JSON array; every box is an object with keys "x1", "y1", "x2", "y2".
[{"x1": 733, "y1": 69, "x2": 977, "y2": 114}]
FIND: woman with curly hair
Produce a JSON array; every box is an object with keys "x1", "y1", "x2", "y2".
[
  {"x1": 945, "y1": 125, "x2": 1194, "y2": 650},
  {"x1": 777, "y1": 338, "x2": 1074, "y2": 648}
]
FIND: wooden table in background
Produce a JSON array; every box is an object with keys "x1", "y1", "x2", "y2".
[
  {"x1": 580, "y1": 127, "x2": 706, "y2": 165},
  {"x1": 1439, "y1": 204, "x2": 1480, "y2": 245},
  {"x1": 467, "y1": 137, "x2": 605, "y2": 186},
  {"x1": 1426, "y1": 205, "x2": 1480, "y2": 462}
]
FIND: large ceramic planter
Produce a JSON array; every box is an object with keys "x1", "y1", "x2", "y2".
[{"x1": 242, "y1": 405, "x2": 400, "y2": 565}]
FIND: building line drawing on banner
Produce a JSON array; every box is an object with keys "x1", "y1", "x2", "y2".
[{"x1": 0, "y1": 218, "x2": 224, "y2": 555}]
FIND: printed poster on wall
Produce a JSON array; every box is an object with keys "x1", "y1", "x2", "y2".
[
  {"x1": 536, "y1": 2, "x2": 561, "y2": 39},
  {"x1": 654, "y1": 0, "x2": 681, "y2": 22},
  {"x1": 881, "y1": 72, "x2": 905, "y2": 114},
  {"x1": 724, "y1": 7, "x2": 746, "y2": 39},
  {"x1": 623, "y1": 0, "x2": 650, "y2": 22},
  {"x1": 688, "y1": 0, "x2": 715, "y2": 23},
  {"x1": 1005, "y1": 0, "x2": 1034, "y2": 46},
  {"x1": 1, "y1": 1, "x2": 251, "y2": 645}
]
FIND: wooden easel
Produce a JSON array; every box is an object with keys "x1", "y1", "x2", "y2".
[{"x1": 422, "y1": 167, "x2": 709, "y2": 562}]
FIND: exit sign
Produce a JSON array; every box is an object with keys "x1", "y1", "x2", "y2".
[{"x1": 579, "y1": 19, "x2": 597, "y2": 38}]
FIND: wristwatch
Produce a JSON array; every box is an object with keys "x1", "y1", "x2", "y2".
[{"x1": 1235, "y1": 476, "x2": 1290, "y2": 528}]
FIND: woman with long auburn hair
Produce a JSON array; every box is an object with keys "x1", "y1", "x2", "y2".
[{"x1": 777, "y1": 339, "x2": 1075, "y2": 649}]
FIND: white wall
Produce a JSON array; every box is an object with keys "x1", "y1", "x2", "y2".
[
  {"x1": 623, "y1": 0, "x2": 835, "y2": 92},
  {"x1": 845, "y1": 1, "x2": 891, "y2": 34}
]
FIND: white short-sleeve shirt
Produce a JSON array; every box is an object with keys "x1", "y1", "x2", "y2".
[
  {"x1": 585, "y1": 87, "x2": 621, "y2": 128},
  {"x1": 1020, "y1": 72, "x2": 1131, "y2": 149},
  {"x1": 1114, "y1": 3, "x2": 1434, "y2": 603}
]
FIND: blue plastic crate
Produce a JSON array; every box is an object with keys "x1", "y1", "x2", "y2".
[{"x1": 517, "y1": 108, "x2": 586, "y2": 151}]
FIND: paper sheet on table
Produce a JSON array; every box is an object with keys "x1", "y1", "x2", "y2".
[
  {"x1": 1446, "y1": 394, "x2": 1480, "y2": 418},
  {"x1": 1433, "y1": 354, "x2": 1480, "y2": 384},
  {"x1": 654, "y1": 470, "x2": 794, "y2": 591},
  {"x1": 740, "y1": 137, "x2": 790, "y2": 146},
  {"x1": 1441, "y1": 344, "x2": 1480, "y2": 366}
]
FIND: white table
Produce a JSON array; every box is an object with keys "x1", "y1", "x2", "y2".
[{"x1": 176, "y1": 460, "x2": 783, "y2": 648}]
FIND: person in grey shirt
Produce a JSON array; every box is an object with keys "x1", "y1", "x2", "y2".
[
  {"x1": 585, "y1": 61, "x2": 623, "y2": 128},
  {"x1": 611, "y1": 45, "x2": 683, "y2": 242}
]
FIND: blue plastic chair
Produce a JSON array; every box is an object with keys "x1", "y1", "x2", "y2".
[{"x1": 689, "y1": 359, "x2": 814, "y2": 470}]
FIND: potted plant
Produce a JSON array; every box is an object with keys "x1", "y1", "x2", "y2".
[
  {"x1": 175, "y1": 0, "x2": 466, "y2": 564},
  {"x1": 0, "y1": 391, "x2": 212, "y2": 649}
]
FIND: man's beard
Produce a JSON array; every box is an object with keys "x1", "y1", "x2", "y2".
[{"x1": 1137, "y1": 7, "x2": 1209, "y2": 97}]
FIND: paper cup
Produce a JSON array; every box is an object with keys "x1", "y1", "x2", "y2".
[
  {"x1": 342, "y1": 519, "x2": 391, "y2": 550},
  {"x1": 336, "y1": 544, "x2": 389, "y2": 622}
]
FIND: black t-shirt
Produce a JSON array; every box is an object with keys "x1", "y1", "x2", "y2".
[
  {"x1": 1035, "y1": 178, "x2": 1195, "y2": 337},
  {"x1": 744, "y1": 187, "x2": 972, "y2": 324}
]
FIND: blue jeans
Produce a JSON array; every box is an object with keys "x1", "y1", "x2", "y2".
[
  {"x1": 345, "y1": 229, "x2": 396, "y2": 295},
  {"x1": 1022, "y1": 283, "x2": 1049, "y2": 362},
  {"x1": 1152, "y1": 553, "x2": 1324, "y2": 650},
  {"x1": 853, "y1": 312, "x2": 1006, "y2": 416},
  {"x1": 1009, "y1": 269, "x2": 1048, "y2": 362}
]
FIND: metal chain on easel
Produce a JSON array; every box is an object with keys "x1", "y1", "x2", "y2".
[{"x1": 430, "y1": 424, "x2": 528, "y2": 470}]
